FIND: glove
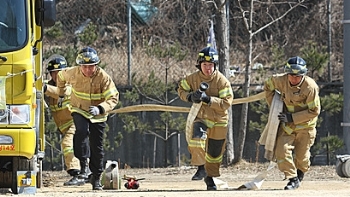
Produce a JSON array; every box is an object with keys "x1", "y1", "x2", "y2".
[
  {"x1": 57, "y1": 96, "x2": 64, "y2": 108},
  {"x1": 89, "y1": 106, "x2": 100, "y2": 116},
  {"x1": 187, "y1": 90, "x2": 202, "y2": 103},
  {"x1": 65, "y1": 85, "x2": 72, "y2": 96},
  {"x1": 201, "y1": 92, "x2": 211, "y2": 104},
  {"x1": 43, "y1": 84, "x2": 47, "y2": 93},
  {"x1": 278, "y1": 112, "x2": 293, "y2": 123}
]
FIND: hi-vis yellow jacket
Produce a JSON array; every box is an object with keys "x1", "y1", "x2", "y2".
[
  {"x1": 178, "y1": 70, "x2": 233, "y2": 128},
  {"x1": 57, "y1": 66, "x2": 119, "y2": 123},
  {"x1": 44, "y1": 80, "x2": 73, "y2": 133},
  {"x1": 264, "y1": 74, "x2": 321, "y2": 134}
]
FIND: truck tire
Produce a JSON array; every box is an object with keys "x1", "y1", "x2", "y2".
[
  {"x1": 36, "y1": 159, "x2": 42, "y2": 188},
  {"x1": 11, "y1": 157, "x2": 36, "y2": 194},
  {"x1": 11, "y1": 157, "x2": 19, "y2": 194},
  {"x1": 0, "y1": 170, "x2": 12, "y2": 188}
]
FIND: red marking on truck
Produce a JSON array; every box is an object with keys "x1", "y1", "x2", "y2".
[{"x1": 0, "y1": 145, "x2": 15, "y2": 151}]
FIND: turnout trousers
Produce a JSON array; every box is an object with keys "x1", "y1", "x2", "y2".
[
  {"x1": 60, "y1": 124, "x2": 81, "y2": 172},
  {"x1": 188, "y1": 121, "x2": 207, "y2": 166},
  {"x1": 188, "y1": 121, "x2": 227, "y2": 177},
  {"x1": 72, "y1": 112, "x2": 106, "y2": 176},
  {"x1": 274, "y1": 126, "x2": 316, "y2": 179},
  {"x1": 205, "y1": 125, "x2": 227, "y2": 177}
]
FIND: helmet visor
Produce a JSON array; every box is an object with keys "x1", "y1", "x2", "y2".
[
  {"x1": 76, "y1": 51, "x2": 100, "y2": 65},
  {"x1": 285, "y1": 63, "x2": 307, "y2": 75},
  {"x1": 46, "y1": 54, "x2": 67, "y2": 72},
  {"x1": 49, "y1": 63, "x2": 67, "y2": 72},
  {"x1": 198, "y1": 53, "x2": 218, "y2": 63}
]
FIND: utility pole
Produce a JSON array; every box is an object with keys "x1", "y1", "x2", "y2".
[
  {"x1": 127, "y1": 0, "x2": 132, "y2": 86},
  {"x1": 327, "y1": 0, "x2": 332, "y2": 82},
  {"x1": 342, "y1": 1, "x2": 350, "y2": 154}
]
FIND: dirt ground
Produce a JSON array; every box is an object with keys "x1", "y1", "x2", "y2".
[{"x1": 1, "y1": 161, "x2": 349, "y2": 197}]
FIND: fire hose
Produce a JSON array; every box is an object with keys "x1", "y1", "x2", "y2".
[
  {"x1": 108, "y1": 90, "x2": 267, "y2": 190},
  {"x1": 108, "y1": 91, "x2": 266, "y2": 114}
]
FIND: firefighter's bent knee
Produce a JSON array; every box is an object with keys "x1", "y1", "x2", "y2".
[{"x1": 207, "y1": 139, "x2": 225, "y2": 157}]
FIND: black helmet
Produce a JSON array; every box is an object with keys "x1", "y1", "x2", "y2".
[
  {"x1": 76, "y1": 47, "x2": 100, "y2": 65},
  {"x1": 46, "y1": 54, "x2": 67, "y2": 72},
  {"x1": 196, "y1": 47, "x2": 219, "y2": 65},
  {"x1": 285, "y1": 56, "x2": 308, "y2": 75}
]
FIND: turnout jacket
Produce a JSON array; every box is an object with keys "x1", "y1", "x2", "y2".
[
  {"x1": 57, "y1": 66, "x2": 119, "y2": 123},
  {"x1": 44, "y1": 80, "x2": 73, "y2": 133},
  {"x1": 264, "y1": 74, "x2": 321, "y2": 134},
  {"x1": 178, "y1": 70, "x2": 233, "y2": 127}
]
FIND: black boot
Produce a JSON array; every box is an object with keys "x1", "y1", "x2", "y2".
[
  {"x1": 297, "y1": 169, "x2": 304, "y2": 182},
  {"x1": 90, "y1": 174, "x2": 103, "y2": 190},
  {"x1": 64, "y1": 169, "x2": 85, "y2": 186},
  {"x1": 191, "y1": 165, "x2": 206, "y2": 180},
  {"x1": 284, "y1": 177, "x2": 300, "y2": 190},
  {"x1": 204, "y1": 176, "x2": 217, "y2": 191},
  {"x1": 63, "y1": 175, "x2": 85, "y2": 186},
  {"x1": 78, "y1": 160, "x2": 91, "y2": 183}
]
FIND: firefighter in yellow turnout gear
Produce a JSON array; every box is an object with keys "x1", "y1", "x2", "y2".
[
  {"x1": 44, "y1": 55, "x2": 84, "y2": 186},
  {"x1": 178, "y1": 47, "x2": 233, "y2": 190},
  {"x1": 264, "y1": 56, "x2": 321, "y2": 190},
  {"x1": 57, "y1": 47, "x2": 119, "y2": 190}
]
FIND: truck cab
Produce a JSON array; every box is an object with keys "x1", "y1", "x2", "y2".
[{"x1": 0, "y1": 0, "x2": 56, "y2": 194}]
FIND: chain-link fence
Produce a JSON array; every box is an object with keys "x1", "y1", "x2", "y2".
[
  {"x1": 43, "y1": 0, "x2": 215, "y2": 86},
  {"x1": 44, "y1": 0, "x2": 345, "y2": 86}
]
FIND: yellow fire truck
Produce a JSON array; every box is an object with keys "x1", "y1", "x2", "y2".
[{"x1": 0, "y1": 0, "x2": 56, "y2": 194}]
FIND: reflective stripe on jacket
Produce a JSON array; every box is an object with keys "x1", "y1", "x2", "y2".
[
  {"x1": 57, "y1": 66, "x2": 119, "y2": 123},
  {"x1": 178, "y1": 70, "x2": 233, "y2": 126},
  {"x1": 44, "y1": 80, "x2": 73, "y2": 133},
  {"x1": 264, "y1": 74, "x2": 320, "y2": 134}
]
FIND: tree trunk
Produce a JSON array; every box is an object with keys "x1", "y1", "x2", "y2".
[
  {"x1": 153, "y1": 136, "x2": 157, "y2": 168},
  {"x1": 215, "y1": 0, "x2": 234, "y2": 164},
  {"x1": 164, "y1": 121, "x2": 168, "y2": 167},
  {"x1": 234, "y1": 0, "x2": 253, "y2": 163}
]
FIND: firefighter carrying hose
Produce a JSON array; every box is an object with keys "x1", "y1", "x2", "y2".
[
  {"x1": 56, "y1": 47, "x2": 119, "y2": 190},
  {"x1": 264, "y1": 56, "x2": 321, "y2": 190},
  {"x1": 177, "y1": 46, "x2": 233, "y2": 190},
  {"x1": 44, "y1": 55, "x2": 85, "y2": 186}
]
